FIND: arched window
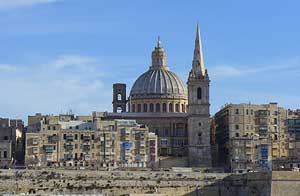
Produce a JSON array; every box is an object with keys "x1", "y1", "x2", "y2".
[
  {"x1": 181, "y1": 104, "x2": 185, "y2": 113},
  {"x1": 175, "y1": 104, "x2": 179, "y2": 112},
  {"x1": 137, "y1": 104, "x2": 141, "y2": 112},
  {"x1": 143, "y1": 104, "x2": 148, "y2": 112},
  {"x1": 162, "y1": 103, "x2": 167, "y2": 112},
  {"x1": 156, "y1": 103, "x2": 160, "y2": 112},
  {"x1": 169, "y1": 103, "x2": 173, "y2": 112},
  {"x1": 150, "y1": 103, "x2": 154, "y2": 112},
  {"x1": 197, "y1": 87, "x2": 202, "y2": 99},
  {"x1": 132, "y1": 104, "x2": 136, "y2": 112},
  {"x1": 117, "y1": 93, "x2": 122, "y2": 101}
]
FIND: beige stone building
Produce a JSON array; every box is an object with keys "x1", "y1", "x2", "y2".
[
  {"x1": 25, "y1": 113, "x2": 157, "y2": 168},
  {"x1": 0, "y1": 117, "x2": 24, "y2": 168},
  {"x1": 213, "y1": 102, "x2": 289, "y2": 172}
]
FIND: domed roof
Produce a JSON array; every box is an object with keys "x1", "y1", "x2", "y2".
[
  {"x1": 130, "y1": 37, "x2": 187, "y2": 99},
  {"x1": 130, "y1": 69, "x2": 187, "y2": 98}
]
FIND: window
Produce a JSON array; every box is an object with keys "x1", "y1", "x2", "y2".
[
  {"x1": 197, "y1": 87, "x2": 202, "y2": 99},
  {"x1": 251, "y1": 110, "x2": 253, "y2": 115},
  {"x1": 156, "y1": 103, "x2": 160, "y2": 112},
  {"x1": 235, "y1": 109, "x2": 239, "y2": 115},
  {"x1": 162, "y1": 103, "x2": 167, "y2": 112},
  {"x1": 4, "y1": 136, "x2": 8, "y2": 140},
  {"x1": 137, "y1": 104, "x2": 141, "y2": 112},
  {"x1": 161, "y1": 139, "x2": 168, "y2": 145},
  {"x1": 91, "y1": 135, "x2": 95, "y2": 140},
  {"x1": 117, "y1": 93, "x2": 122, "y2": 101},
  {"x1": 236, "y1": 133, "x2": 239, "y2": 137},
  {"x1": 75, "y1": 144, "x2": 78, "y2": 149},
  {"x1": 150, "y1": 103, "x2": 154, "y2": 112},
  {"x1": 154, "y1": 128, "x2": 159, "y2": 135},
  {"x1": 182, "y1": 104, "x2": 185, "y2": 112},
  {"x1": 143, "y1": 104, "x2": 148, "y2": 112},
  {"x1": 76, "y1": 126, "x2": 79, "y2": 130},
  {"x1": 175, "y1": 104, "x2": 179, "y2": 112},
  {"x1": 75, "y1": 134, "x2": 78, "y2": 140},
  {"x1": 81, "y1": 134, "x2": 84, "y2": 140},
  {"x1": 169, "y1": 103, "x2": 173, "y2": 112},
  {"x1": 235, "y1": 124, "x2": 239, "y2": 130},
  {"x1": 63, "y1": 134, "x2": 66, "y2": 140},
  {"x1": 132, "y1": 104, "x2": 136, "y2": 112},
  {"x1": 198, "y1": 133, "x2": 202, "y2": 144},
  {"x1": 3, "y1": 151, "x2": 7, "y2": 158},
  {"x1": 246, "y1": 109, "x2": 249, "y2": 115}
]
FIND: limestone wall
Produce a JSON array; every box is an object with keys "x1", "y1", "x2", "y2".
[{"x1": 1, "y1": 170, "x2": 299, "y2": 196}]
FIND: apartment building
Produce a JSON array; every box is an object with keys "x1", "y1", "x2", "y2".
[
  {"x1": 214, "y1": 103, "x2": 288, "y2": 172},
  {"x1": 25, "y1": 113, "x2": 157, "y2": 168}
]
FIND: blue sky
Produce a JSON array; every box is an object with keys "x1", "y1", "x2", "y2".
[{"x1": 0, "y1": 0, "x2": 299, "y2": 121}]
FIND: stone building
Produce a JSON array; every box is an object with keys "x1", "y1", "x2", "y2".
[
  {"x1": 0, "y1": 117, "x2": 24, "y2": 168},
  {"x1": 213, "y1": 102, "x2": 289, "y2": 172},
  {"x1": 25, "y1": 113, "x2": 157, "y2": 168},
  {"x1": 109, "y1": 25, "x2": 212, "y2": 167}
]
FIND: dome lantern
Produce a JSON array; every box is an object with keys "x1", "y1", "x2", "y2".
[{"x1": 151, "y1": 36, "x2": 169, "y2": 70}]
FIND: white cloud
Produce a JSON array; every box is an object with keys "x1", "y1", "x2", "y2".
[
  {"x1": 52, "y1": 55, "x2": 97, "y2": 71},
  {"x1": 210, "y1": 60, "x2": 300, "y2": 78},
  {"x1": 0, "y1": 54, "x2": 111, "y2": 121},
  {"x1": 0, "y1": 0, "x2": 57, "y2": 9}
]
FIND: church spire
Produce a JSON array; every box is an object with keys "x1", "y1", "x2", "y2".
[{"x1": 192, "y1": 23, "x2": 206, "y2": 77}]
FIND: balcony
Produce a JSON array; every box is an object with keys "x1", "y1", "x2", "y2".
[
  {"x1": 44, "y1": 145, "x2": 55, "y2": 153},
  {"x1": 83, "y1": 135, "x2": 91, "y2": 141},
  {"x1": 66, "y1": 135, "x2": 74, "y2": 141},
  {"x1": 66, "y1": 144, "x2": 73, "y2": 151},
  {"x1": 32, "y1": 138, "x2": 39, "y2": 145},
  {"x1": 83, "y1": 145, "x2": 90, "y2": 151},
  {"x1": 32, "y1": 147, "x2": 38, "y2": 154},
  {"x1": 256, "y1": 110, "x2": 270, "y2": 117},
  {"x1": 84, "y1": 154, "x2": 91, "y2": 160},
  {"x1": 64, "y1": 154, "x2": 73, "y2": 161}
]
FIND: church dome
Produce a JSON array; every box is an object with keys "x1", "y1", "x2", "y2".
[
  {"x1": 128, "y1": 37, "x2": 188, "y2": 113},
  {"x1": 130, "y1": 68, "x2": 187, "y2": 98}
]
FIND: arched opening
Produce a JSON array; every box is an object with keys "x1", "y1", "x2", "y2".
[
  {"x1": 143, "y1": 104, "x2": 148, "y2": 112},
  {"x1": 162, "y1": 103, "x2": 167, "y2": 112},
  {"x1": 181, "y1": 104, "x2": 185, "y2": 113},
  {"x1": 197, "y1": 87, "x2": 202, "y2": 99},
  {"x1": 117, "y1": 93, "x2": 122, "y2": 101},
  {"x1": 117, "y1": 107, "x2": 122, "y2": 113},
  {"x1": 156, "y1": 103, "x2": 160, "y2": 112},
  {"x1": 175, "y1": 104, "x2": 179, "y2": 112},
  {"x1": 169, "y1": 103, "x2": 173, "y2": 112},
  {"x1": 150, "y1": 103, "x2": 154, "y2": 112},
  {"x1": 132, "y1": 104, "x2": 136, "y2": 112},
  {"x1": 137, "y1": 104, "x2": 141, "y2": 112}
]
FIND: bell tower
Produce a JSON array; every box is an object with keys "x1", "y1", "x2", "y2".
[
  {"x1": 187, "y1": 24, "x2": 211, "y2": 167},
  {"x1": 113, "y1": 83, "x2": 127, "y2": 113}
]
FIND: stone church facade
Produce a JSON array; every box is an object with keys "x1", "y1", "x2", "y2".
[{"x1": 109, "y1": 25, "x2": 211, "y2": 167}]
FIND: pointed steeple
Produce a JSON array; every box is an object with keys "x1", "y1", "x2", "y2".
[{"x1": 192, "y1": 23, "x2": 206, "y2": 77}]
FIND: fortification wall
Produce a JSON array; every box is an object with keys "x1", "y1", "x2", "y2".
[{"x1": 0, "y1": 170, "x2": 299, "y2": 196}]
